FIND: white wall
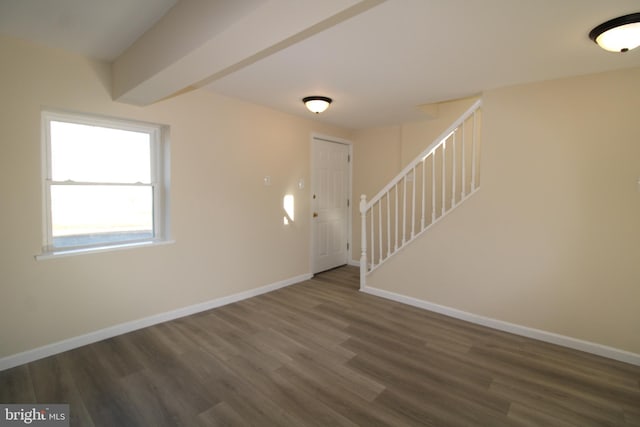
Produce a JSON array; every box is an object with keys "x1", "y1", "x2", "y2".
[{"x1": 0, "y1": 35, "x2": 349, "y2": 360}]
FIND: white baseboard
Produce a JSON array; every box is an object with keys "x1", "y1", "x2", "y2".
[
  {"x1": 0, "y1": 273, "x2": 312, "y2": 372},
  {"x1": 361, "y1": 285, "x2": 640, "y2": 367},
  {"x1": 348, "y1": 259, "x2": 360, "y2": 267}
]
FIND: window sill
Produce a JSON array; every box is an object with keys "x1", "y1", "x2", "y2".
[{"x1": 35, "y1": 239, "x2": 175, "y2": 261}]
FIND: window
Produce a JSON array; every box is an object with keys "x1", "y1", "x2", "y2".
[{"x1": 40, "y1": 111, "x2": 169, "y2": 256}]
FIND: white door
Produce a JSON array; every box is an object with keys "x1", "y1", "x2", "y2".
[{"x1": 311, "y1": 137, "x2": 350, "y2": 274}]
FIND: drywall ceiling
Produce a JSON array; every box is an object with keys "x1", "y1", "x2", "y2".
[
  {"x1": 1, "y1": 0, "x2": 639, "y2": 129},
  {"x1": 0, "y1": 0, "x2": 177, "y2": 61},
  {"x1": 204, "y1": 0, "x2": 640, "y2": 129}
]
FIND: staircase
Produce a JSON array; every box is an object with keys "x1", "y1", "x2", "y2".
[{"x1": 359, "y1": 100, "x2": 482, "y2": 288}]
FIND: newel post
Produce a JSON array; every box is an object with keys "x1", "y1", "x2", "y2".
[{"x1": 359, "y1": 194, "x2": 367, "y2": 290}]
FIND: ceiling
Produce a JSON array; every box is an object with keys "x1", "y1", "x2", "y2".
[
  {"x1": 1, "y1": 0, "x2": 639, "y2": 130},
  {"x1": 0, "y1": 0, "x2": 177, "y2": 61}
]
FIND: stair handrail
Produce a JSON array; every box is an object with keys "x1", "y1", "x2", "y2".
[
  {"x1": 365, "y1": 99, "x2": 482, "y2": 211},
  {"x1": 360, "y1": 99, "x2": 482, "y2": 289}
]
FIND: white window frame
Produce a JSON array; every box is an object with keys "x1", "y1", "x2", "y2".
[{"x1": 38, "y1": 110, "x2": 171, "y2": 259}]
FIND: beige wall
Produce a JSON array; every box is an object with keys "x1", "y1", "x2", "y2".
[
  {"x1": 0, "y1": 35, "x2": 349, "y2": 359},
  {"x1": 400, "y1": 97, "x2": 479, "y2": 166},
  {"x1": 363, "y1": 67, "x2": 640, "y2": 355},
  {"x1": 3, "y1": 32, "x2": 639, "y2": 361}
]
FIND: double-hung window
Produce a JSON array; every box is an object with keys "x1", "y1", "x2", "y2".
[{"x1": 40, "y1": 111, "x2": 169, "y2": 257}]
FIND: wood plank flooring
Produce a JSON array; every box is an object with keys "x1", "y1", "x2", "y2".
[{"x1": 1, "y1": 265, "x2": 639, "y2": 426}]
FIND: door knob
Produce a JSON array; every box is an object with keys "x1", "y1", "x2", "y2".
[{"x1": 313, "y1": 212, "x2": 318, "y2": 218}]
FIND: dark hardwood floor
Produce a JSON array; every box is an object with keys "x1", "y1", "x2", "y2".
[{"x1": 1, "y1": 265, "x2": 639, "y2": 426}]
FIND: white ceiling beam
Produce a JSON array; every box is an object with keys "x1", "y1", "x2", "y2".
[{"x1": 112, "y1": 0, "x2": 384, "y2": 105}]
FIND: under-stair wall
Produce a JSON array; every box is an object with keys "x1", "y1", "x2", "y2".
[{"x1": 351, "y1": 68, "x2": 640, "y2": 364}]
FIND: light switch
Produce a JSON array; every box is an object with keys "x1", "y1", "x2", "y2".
[
  {"x1": 263, "y1": 176, "x2": 271, "y2": 186},
  {"x1": 298, "y1": 178, "x2": 305, "y2": 190}
]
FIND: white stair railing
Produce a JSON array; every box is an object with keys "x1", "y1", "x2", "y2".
[{"x1": 360, "y1": 100, "x2": 482, "y2": 288}]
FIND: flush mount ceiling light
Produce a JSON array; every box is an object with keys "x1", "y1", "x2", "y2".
[
  {"x1": 589, "y1": 12, "x2": 640, "y2": 52},
  {"x1": 303, "y1": 96, "x2": 332, "y2": 114}
]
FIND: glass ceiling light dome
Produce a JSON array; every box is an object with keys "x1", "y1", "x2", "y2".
[
  {"x1": 303, "y1": 96, "x2": 332, "y2": 114},
  {"x1": 589, "y1": 13, "x2": 640, "y2": 53}
]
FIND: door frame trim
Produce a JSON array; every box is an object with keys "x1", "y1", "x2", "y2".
[{"x1": 310, "y1": 133, "x2": 353, "y2": 274}]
